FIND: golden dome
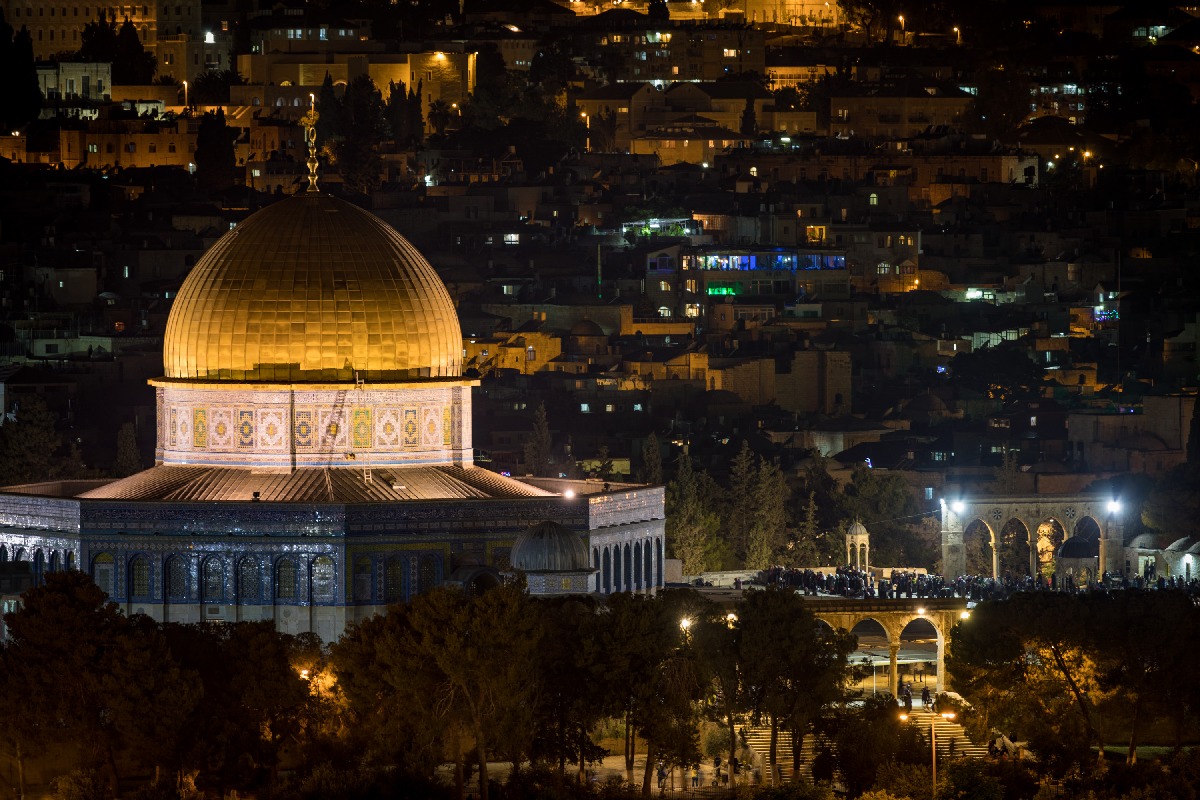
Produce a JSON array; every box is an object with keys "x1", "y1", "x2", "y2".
[{"x1": 163, "y1": 195, "x2": 462, "y2": 382}]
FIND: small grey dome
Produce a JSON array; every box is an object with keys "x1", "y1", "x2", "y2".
[
  {"x1": 847, "y1": 521, "x2": 869, "y2": 537},
  {"x1": 511, "y1": 521, "x2": 591, "y2": 572}
]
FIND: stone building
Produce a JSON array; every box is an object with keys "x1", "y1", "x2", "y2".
[{"x1": 0, "y1": 192, "x2": 665, "y2": 641}]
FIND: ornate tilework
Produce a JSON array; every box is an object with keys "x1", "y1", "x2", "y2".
[
  {"x1": 295, "y1": 410, "x2": 314, "y2": 448},
  {"x1": 237, "y1": 410, "x2": 255, "y2": 448},
  {"x1": 318, "y1": 409, "x2": 348, "y2": 451},
  {"x1": 421, "y1": 407, "x2": 440, "y2": 447},
  {"x1": 259, "y1": 410, "x2": 286, "y2": 449},
  {"x1": 402, "y1": 408, "x2": 418, "y2": 448},
  {"x1": 442, "y1": 406, "x2": 452, "y2": 447},
  {"x1": 169, "y1": 407, "x2": 178, "y2": 447},
  {"x1": 377, "y1": 409, "x2": 400, "y2": 446},
  {"x1": 210, "y1": 409, "x2": 232, "y2": 448},
  {"x1": 352, "y1": 408, "x2": 372, "y2": 450}
]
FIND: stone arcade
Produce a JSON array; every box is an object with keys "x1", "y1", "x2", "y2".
[{"x1": 0, "y1": 194, "x2": 665, "y2": 640}]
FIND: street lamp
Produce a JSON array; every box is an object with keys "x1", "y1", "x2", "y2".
[
  {"x1": 953, "y1": 26, "x2": 961, "y2": 45},
  {"x1": 182, "y1": 80, "x2": 188, "y2": 110},
  {"x1": 900, "y1": 711, "x2": 956, "y2": 797},
  {"x1": 581, "y1": 111, "x2": 590, "y2": 152},
  {"x1": 898, "y1": 14, "x2": 905, "y2": 42}
]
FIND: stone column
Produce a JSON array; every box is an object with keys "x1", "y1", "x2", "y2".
[
  {"x1": 941, "y1": 504, "x2": 965, "y2": 579},
  {"x1": 935, "y1": 629, "x2": 946, "y2": 692},
  {"x1": 888, "y1": 641, "x2": 901, "y2": 698}
]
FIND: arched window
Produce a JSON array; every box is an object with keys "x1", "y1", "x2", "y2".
[
  {"x1": 130, "y1": 555, "x2": 151, "y2": 599},
  {"x1": 33, "y1": 550, "x2": 44, "y2": 584},
  {"x1": 613, "y1": 546, "x2": 622, "y2": 593},
  {"x1": 656, "y1": 538, "x2": 664, "y2": 586},
  {"x1": 869, "y1": 192, "x2": 878, "y2": 206},
  {"x1": 275, "y1": 558, "x2": 297, "y2": 601},
  {"x1": 66, "y1": 551, "x2": 76, "y2": 570},
  {"x1": 644, "y1": 540, "x2": 653, "y2": 589},
  {"x1": 312, "y1": 556, "x2": 335, "y2": 604},
  {"x1": 353, "y1": 557, "x2": 373, "y2": 603},
  {"x1": 49, "y1": 551, "x2": 60, "y2": 572},
  {"x1": 14, "y1": 548, "x2": 26, "y2": 562},
  {"x1": 238, "y1": 557, "x2": 260, "y2": 603},
  {"x1": 602, "y1": 548, "x2": 611, "y2": 593},
  {"x1": 417, "y1": 555, "x2": 437, "y2": 595},
  {"x1": 92, "y1": 552, "x2": 115, "y2": 597},
  {"x1": 203, "y1": 558, "x2": 224, "y2": 602},
  {"x1": 633, "y1": 541, "x2": 642, "y2": 588},
  {"x1": 166, "y1": 556, "x2": 188, "y2": 600},
  {"x1": 0, "y1": 545, "x2": 7, "y2": 562},
  {"x1": 623, "y1": 544, "x2": 633, "y2": 591},
  {"x1": 384, "y1": 556, "x2": 404, "y2": 603},
  {"x1": 593, "y1": 548, "x2": 601, "y2": 592}
]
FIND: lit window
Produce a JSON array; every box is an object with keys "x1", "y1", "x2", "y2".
[
  {"x1": 869, "y1": 193, "x2": 878, "y2": 205},
  {"x1": 605, "y1": 404, "x2": 615, "y2": 413},
  {"x1": 659, "y1": 280, "x2": 670, "y2": 291},
  {"x1": 580, "y1": 403, "x2": 591, "y2": 413},
  {"x1": 503, "y1": 233, "x2": 519, "y2": 245}
]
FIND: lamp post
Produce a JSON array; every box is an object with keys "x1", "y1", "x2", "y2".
[
  {"x1": 898, "y1": 14, "x2": 905, "y2": 43},
  {"x1": 581, "y1": 111, "x2": 590, "y2": 152},
  {"x1": 900, "y1": 711, "x2": 956, "y2": 797},
  {"x1": 182, "y1": 80, "x2": 188, "y2": 111},
  {"x1": 953, "y1": 26, "x2": 960, "y2": 45}
]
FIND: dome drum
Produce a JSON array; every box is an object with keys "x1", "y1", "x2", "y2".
[{"x1": 152, "y1": 380, "x2": 475, "y2": 469}]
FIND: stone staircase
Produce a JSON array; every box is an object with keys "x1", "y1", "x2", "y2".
[{"x1": 741, "y1": 708, "x2": 986, "y2": 781}]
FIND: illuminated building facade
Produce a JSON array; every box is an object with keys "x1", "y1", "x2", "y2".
[{"x1": 0, "y1": 194, "x2": 664, "y2": 640}]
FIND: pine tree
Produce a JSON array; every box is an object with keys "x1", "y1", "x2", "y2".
[
  {"x1": 745, "y1": 458, "x2": 789, "y2": 570},
  {"x1": 639, "y1": 431, "x2": 663, "y2": 484},
  {"x1": 114, "y1": 422, "x2": 141, "y2": 477},
  {"x1": 113, "y1": 17, "x2": 155, "y2": 84},
  {"x1": 194, "y1": 109, "x2": 237, "y2": 194},
  {"x1": 0, "y1": 395, "x2": 61, "y2": 485},
  {"x1": 726, "y1": 441, "x2": 757, "y2": 561},
  {"x1": 0, "y1": 16, "x2": 42, "y2": 129},
  {"x1": 594, "y1": 445, "x2": 614, "y2": 482},
  {"x1": 79, "y1": 11, "x2": 118, "y2": 63},
  {"x1": 666, "y1": 452, "x2": 719, "y2": 575},
  {"x1": 523, "y1": 403, "x2": 552, "y2": 477}
]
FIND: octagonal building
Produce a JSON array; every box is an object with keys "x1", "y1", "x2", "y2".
[{"x1": 0, "y1": 195, "x2": 665, "y2": 640}]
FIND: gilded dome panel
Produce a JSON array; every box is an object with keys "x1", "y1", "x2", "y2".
[{"x1": 163, "y1": 195, "x2": 462, "y2": 381}]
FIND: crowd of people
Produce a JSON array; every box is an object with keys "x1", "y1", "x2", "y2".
[{"x1": 752, "y1": 565, "x2": 1200, "y2": 601}]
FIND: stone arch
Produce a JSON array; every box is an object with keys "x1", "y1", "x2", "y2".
[
  {"x1": 593, "y1": 547, "x2": 601, "y2": 592},
  {"x1": 613, "y1": 545, "x2": 622, "y2": 592},
  {"x1": 0, "y1": 545, "x2": 6, "y2": 562},
  {"x1": 49, "y1": 551, "x2": 60, "y2": 572},
  {"x1": 941, "y1": 494, "x2": 1125, "y2": 578},
  {"x1": 602, "y1": 547, "x2": 612, "y2": 593},
  {"x1": 13, "y1": 547, "x2": 26, "y2": 562},
  {"x1": 1027, "y1": 517, "x2": 1066, "y2": 578},
  {"x1": 33, "y1": 549, "x2": 44, "y2": 584},
  {"x1": 962, "y1": 518, "x2": 997, "y2": 576},
  {"x1": 997, "y1": 517, "x2": 1033, "y2": 578},
  {"x1": 66, "y1": 551, "x2": 76, "y2": 570}
]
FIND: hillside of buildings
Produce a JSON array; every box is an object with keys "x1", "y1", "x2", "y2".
[{"x1": 2, "y1": 0, "x2": 1200, "y2": 575}]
